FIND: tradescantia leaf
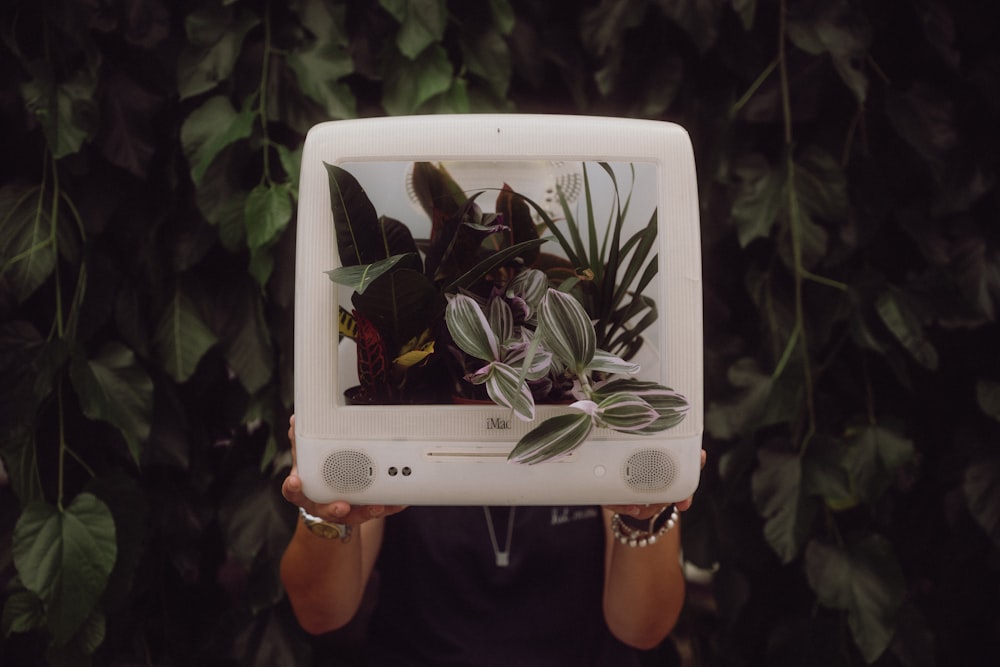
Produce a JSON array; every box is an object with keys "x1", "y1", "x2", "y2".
[
  {"x1": 446, "y1": 294, "x2": 499, "y2": 362},
  {"x1": 595, "y1": 393, "x2": 658, "y2": 432},
  {"x1": 752, "y1": 447, "x2": 817, "y2": 563},
  {"x1": 596, "y1": 379, "x2": 689, "y2": 434},
  {"x1": 805, "y1": 535, "x2": 905, "y2": 663},
  {"x1": 485, "y1": 362, "x2": 535, "y2": 422},
  {"x1": 69, "y1": 343, "x2": 153, "y2": 466},
  {"x1": 12, "y1": 494, "x2": 117, "y2": 645},
  {"x1": 585, "y1": 349, "x2": 640, "y2": 375},
  {"x1": 508, "y1": 412, "x2": 594, "y2": 464},
  {"x1": 538, "y1": 289, "x2": 595, "y2": 373}
]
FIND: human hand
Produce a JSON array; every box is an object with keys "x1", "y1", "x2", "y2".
[
  {"x1": 604, "y1": 449, "x2": 706, "y2": 520},
  {"x1": 281, "y1": 415, "x2": 407, "y2": 525}
]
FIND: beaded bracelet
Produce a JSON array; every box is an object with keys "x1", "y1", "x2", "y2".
[{"x1": 611, "y1": 504, "x2": 679, "y2": 547}]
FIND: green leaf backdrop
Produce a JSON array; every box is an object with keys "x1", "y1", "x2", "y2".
[{"x1": 1, "y1": 0, "x2": 998, "y2": 665}]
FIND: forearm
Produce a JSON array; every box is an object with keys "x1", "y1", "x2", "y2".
[
  {"x1": 602, "y1": 509, "x2": 685, "y2": 649},
  {"x1": 279, "y1": 518, "x2": 382, "y2": 634}
]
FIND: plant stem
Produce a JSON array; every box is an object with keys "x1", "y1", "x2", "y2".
[
  {"x1": 258, "y1": 0, "x2": 273, "y2": 185},
  {"x1": 778, "y1": 0, "x2": 816, "y2": 451}
]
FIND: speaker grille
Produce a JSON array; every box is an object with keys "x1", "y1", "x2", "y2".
[
  {"x1": 321, "y1": 450, "x2": 375, "y2": 493},
  {"x1": 622, "y1": 449, "x2": 677, "y2": 493}
]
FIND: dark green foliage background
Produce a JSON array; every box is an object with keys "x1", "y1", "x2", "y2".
[{"x1": 1, "y1": 0, "x2": 998, "y2": 665}]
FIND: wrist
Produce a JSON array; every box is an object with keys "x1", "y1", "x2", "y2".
[
  {"x1": 611, "y1": 504, "x2": 678, "y2": 547},
  {"x1": 299, "y1": 507, "x2": 353, "y2": 542}
]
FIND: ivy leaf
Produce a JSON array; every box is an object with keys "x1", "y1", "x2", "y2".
[
  {"x1": 0, "y1": 184, "x2": 55, "y2": 304},
  {"x1": 154, "y1": 288, "x2": 218, "y2": 383},
  {"x1": 12, "y1": 494, "x2": 117, "y2": 645},
  {"x1": 964, "y1": 457, "x2": 1000, "y2": 549},
  {"x1": 729, "y1": 154, "x2": 784, "y2": 247},
  {"x1": 69, "y1": 342, "x2": 154, "y2": 466},
  {"x1": 177, "y1": 5, "x2": 259, "y2": 99},
  {"x1": 214, "y1": 282, "x2": 275, "y2": 395},
  {"x1": 752, "y1": 447, "x2": 817, "y2": 563},
  {"x1": 181, "y1": 95, "x2": 256, "y2": 186},
  {"x1": 1, "y1": 589, "x2": 46, "y2": 637},
  {"x1": 844, "y1": 424, "x2": 915, "y2": 505},
  {"x1": 489, "y1": 0, "x2": 515, "y2": 35},
  {"x1": 805, "y1": 535, "x2": 905, "y2": 663},
  {"x1": 802, "y1": 435, "x2": 858, "y2": 511},
  {"x1": 786, "y1": 0, "x2": 872, "y2": 103},
  {"x1": 875, "y1": 288, "x2": 939, "y2": 370},
  {"x1": 245, "y1": 182, "x2": 293, "y2": 250},
  {"x1": 379, "y1": 0, "x2": 447, "y2": 59},
  {"x1": 286, "y1": 0, "x2": 356, "y2": 119},
  {"x1": 459, "y1": 26, "x2": 511, "y2": 99},
  {"x1": 97, "y1": 70, "x2": 162, "y2": 179},
  {"x1": 976, "y1": 379, "x2": 1000, "y2": 422},
  {"x1": 382, "y1": 44, "x2": 453, "y2": 115},
  {"x1": 19, "y1": 63, "x2": 97, "y2": 159}
]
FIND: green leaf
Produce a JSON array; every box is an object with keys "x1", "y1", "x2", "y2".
[
  {"x1": 382, "y1": 44, "x2": 453, "y2": 115},
  {"x1": 752, "y1": 447, "x2": 817, "y2": 563},
  {"x1": 154, "y1": 288, "x2": 218, "y2": 383},
  {"x1": 13, "y1": 494, "x2": 117, "y2": 645},
  {"x1": 177, "y1": 6, "x2": 259, "y2": 99},
  {"x1": 964, "y1": 457, "x2": 1000, "y2": 549},
  {"x1": 538, "y1": 289, "x2": 596, "y2": 373},
  {"x1": 509, "y1": 412, "x2": 594, "y2": 464},
  {"x1": 976, "y1": 379, "x2": 1000, "y2": 422},
  {"x1": 380, "y1": 0, "x2": 447, "y2": 59},
  {"x1": 729, "y1": 154, "x2": 784, "y2": 247},
  {"x1": 805, "y1": 535, "x2": 905, "y2": 663},
  {"x1": 325, "y1": 163, "x2": 384, "y2": 267},
  {"x1": 786, "y1": 2, "x2": 871, "y2": 103},
  {"x1": 69, "y1": 343, "x2": 153, "y2": 466},
  {"x1": 845, "y1": 424, "x2": 915, "y2": 504},
  {"x1": 245, "y1": 182, "x2": 293, "y2": 250},
  {"x1": 875, "y1": 289, "x2": 939, "y2": 369},
  {"x1": 181, "y1": 95, "x2": 256, "y2": 186},
  {"x1": 352, "y1": 269, "x2": 439, "y2": 351},
  {"x1": 326, "y1": 253, "x2": 422, "y2": 294},
  {"x1": 19, "y1": 64, "x2": 97, "y2": 159},
  {"x1": 221, "y1": 290, "x2": 274, "y2": 395},
  {"x1": 286, "y1": 0, "x2": 356, "y2": 119},
  {"x1": 596, "y1": 393, "x2": 658, "y2": 431},
  {"x1": 446, "y1": 293, "x2": 499, "y2": 362},
  {"x1": 459, "y1": 27, "x2": 511, "y2": 98},
  {"x1": 0, "y1": 184, "x2": 55, "y2": 304},
  {"x1": 485, "y1": 361, "x2": 536, "y2": 422},
  {"x1": 802, "y1": 434, "x2": 859, "y2": 511},
  {"x1": 2, "y1": 589, "x2": 46, "y2": 637},
  {"x1": 489, "y1": 0, "x2": 515, "y2": 35}
]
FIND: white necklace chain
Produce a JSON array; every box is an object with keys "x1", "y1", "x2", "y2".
[{"x1": 482, "y1": 506, "x2": 516, "y2": 567}]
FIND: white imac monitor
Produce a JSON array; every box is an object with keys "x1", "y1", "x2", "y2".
[{"x1": 294, "y1": 114, "x2": 702, "y2": 505}]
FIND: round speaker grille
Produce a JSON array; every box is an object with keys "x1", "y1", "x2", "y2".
[
  {"x1": 622, "y1": 449, "x2": 677, "y2": 493},
  {"x1": 321, "y1": 450, "x2": 375, "y2": 494}
]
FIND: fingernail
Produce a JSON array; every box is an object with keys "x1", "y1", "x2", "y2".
[{"x1": 369, "y1": 506, "x2": 384, "y2": 518}]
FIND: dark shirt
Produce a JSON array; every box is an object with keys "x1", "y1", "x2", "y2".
[{"x1": 364, "y1": 505, "x2": 643, "y2": 667}]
